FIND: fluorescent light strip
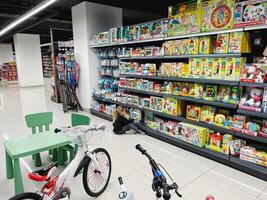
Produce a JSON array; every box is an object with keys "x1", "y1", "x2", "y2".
[{"x1": 0, "y1": 0, "x2": 57, "y2": 36}]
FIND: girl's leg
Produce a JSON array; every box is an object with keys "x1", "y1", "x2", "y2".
[{"x1": 128, "y1": 123, "x2": 143, "y2": 134}]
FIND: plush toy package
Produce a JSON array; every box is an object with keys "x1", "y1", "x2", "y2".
[
  {"x1": 201, "y1": 0, "x2": 235, "y2": 32},
  {"x1": 239, "y1": 87, "x2": 263, "y2": 112},
  {"x1": 240, "y1": 63, "x2": 266, "y2": 83},
  {"x1": 234, "y1": 0, "x2": 267, "y2": 28}
]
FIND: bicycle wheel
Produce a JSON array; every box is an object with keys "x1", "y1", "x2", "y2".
[
  {"x1": 9, "y1": 192, "x2": 42, "y2": 200},
  {"x1": 83, "y1": 148, "x2": 111, "y2": 197}
]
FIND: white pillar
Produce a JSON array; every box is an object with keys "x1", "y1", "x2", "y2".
[
  {"x1": 72, "y1": 2, "x2": 122, "y2": 110},
  {"x1": 0, "y1": 43, "x2": 13, "y2": 65},
  {"x1": 13, "y1": 33, "x2": 44, "y2": 87}
]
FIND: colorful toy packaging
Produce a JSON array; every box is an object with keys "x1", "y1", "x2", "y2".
[
  {"x1": 226, "y1": 57, "x2": 247, "y2": 81},
  {"x1": 218, "y1": 58, "x2": 227, "y2": 79},
  {"x1": 240, "y1": 63, "x2": 266, "y2": 83},
  {"x1": 199, "y1": 36, "x2": 212, "y2": 54},
  {"x1": 222, "y1": 134, "x2": 234, "y2": 154},
  {"x1": 204, "y1": 85, "x2": 218, "y2": 101},
  {"x1": 140, "y1": 23, "x2": 152, "y2": 40},
  {"x1": 229, "y1": 32, "x2": 251, "y2": 53},
  {"x1": 201, "y1": 0, "x2": 235, "y2": 32},
  {"x1": 217, "y1": 85, "x2": 230, "y2": 102},
  {"x1": 215, "y1": 33, "x2": 230, "y2": 53},
  {"x1": 178, "y1": 122, "x2": 208, "y2": 147},
  {"x1": 259, "y1": 120, "x2": 267, "y2": 138},
  {"x1": 229, "y1": 139, "x2": 246, "y2": 156},
  {"x1": 240, "y1": 146, "x2": 267, "y2": 167},
  {"x1": 229, "y1": 86, "x2": 240, "y2": 104},
  {"x1": 188, "y1": 37, "x2": 199, "y2": 55},
  {"x1": 163, "y1": 98, "x2": 181, "y2": 116},
  {"x1": 234, "y1": 0, "x2": 267, "y2": 28},
  {"x1": 231, "y1": 115, "x2": 246, "y2": 132},
  {"x1": 239, "y1": 87, "x2": 264, "y2": 112},
  {"x1": 168, "y1": 1, "x2": 201, "y2": 36},
  {"x1": 243, "y1": 120, "x2": 261, "y2": 136},
  {"x1": 206, "y1": 133, "x2": 223, "y2": 152},
  {"x1": 200, "y1": 105, "x2": 216, "y2": 123},
  {"x1": 186, "y1": 105, "x2": 201, "y2": 121},
  {"x1": 194, "y1": 83, "x2": 205, "y2": 99},
  {"x1": 150, "y1": 96, "x2": 163, "y2": 111}
]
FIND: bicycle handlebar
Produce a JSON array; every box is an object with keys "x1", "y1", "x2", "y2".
[{"x1": 135, "y1": 144, "x2": 182, "y2": 199}]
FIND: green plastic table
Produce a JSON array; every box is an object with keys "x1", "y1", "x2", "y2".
[{"x1": 4, "y1": 131, "x2": 71, "y2": 195}]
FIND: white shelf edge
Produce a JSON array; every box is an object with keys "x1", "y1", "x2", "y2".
[{"x1": 244, "y1": 24, "x2": 267, "y2": 31}]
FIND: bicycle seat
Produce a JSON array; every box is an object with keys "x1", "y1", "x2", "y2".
[{"x1": 28, "y1": 163, "x2": 58, "y2": 182}]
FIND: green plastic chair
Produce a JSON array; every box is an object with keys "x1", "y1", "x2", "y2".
[
  {"x1": 62, "y1": 113, "x2": 91, "y2": 162},
  {"x1": 25, "y1": 112, "x2": 56, "y2": 167}
]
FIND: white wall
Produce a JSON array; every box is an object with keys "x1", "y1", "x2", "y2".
[
  {"x1": 72, "y1": 2, "x2": 122, "y2": 109},
  {"x1": 13, "y1": 34, "x2": 44, "y2": 87},
  {"x1": 0, "y1": 43, "x2": 13, "y2": 65}
]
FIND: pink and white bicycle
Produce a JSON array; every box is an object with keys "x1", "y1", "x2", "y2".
[{"x1": 9, "y1": 124, "x2": 112, "y2": 200}]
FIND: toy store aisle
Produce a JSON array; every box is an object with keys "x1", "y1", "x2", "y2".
[{"x1": 0, "y1": 84, "x2": 266, "y2": 200}]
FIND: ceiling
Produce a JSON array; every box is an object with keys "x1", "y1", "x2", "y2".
[{"x1": 0, "y1": 0, "x2": 180, "y2": 44}]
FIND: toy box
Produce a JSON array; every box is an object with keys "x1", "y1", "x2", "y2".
[
  {"x1": 165, "y1": 121, "x2": 179, "y2": 138},
  {"x1": 164, "y1": 41, "x2": 176, "y2": 56},
  {"x1": 195, "y1": 83, "x2": 205, "y2": 99},
  {"x1": 191, "y1": 58, "x2": 201, "y2": 78},
  {"x1": 229, "y1": 139, "x2": 246, "y2": 156},
  {"x1": 186, "y1": 105, "x2": 201, "y2": 121},
  {"x1": 231, "y1": 115, "x2": 246, "y2": 132},
  {"x1": 213, "y1": 58, "x2": 221, "y2": 79},
  {"x1": 150, "y1": 96, "x2": 163, "y2": 111},
  {"x1": 143, "y1": 98, "x2": 151, "y2": 108},
  {"x1": 181, "y1": 83, "x2": 194, "y2": 96},
  {"x1": 167, "y1": 2, "x2": 201, "y2": 36},
  {"x1": 178, "y1": 122, "x2": 208, "y2": 147},
  {"x1": 218, "y1": 58, "x2": 227, "y2": 79},
  {"x1": 189, "y1": 58, "x2": 196, "y2": 78},
  {"x1": 163, "y1": 98, "x2": 181, "y2": 116},
  {"x1": 239, "y1": 87, "x2": 263, "y2": 112},
  {"x1": 259, "y1": 120, "x2": 267, "y2": 138},
  {"x1": 222, "y1": 134, "x2": 234, "y2": 154},
  {"x1": 206, "y1": 133, "x2": 223, "y2": 152},
  {"x1": 226, "y1": 57, "x2": 246, "y2": 81},
  {"x1": 228, "y1": 86, "x2": 240, "y2": 104},
  {"x1": 151, "y1": 20, "x2": 166, "y2": 38},
  {"x1": 173, "y1": 82, "x2": 182, "y2": 95},
  {"x1": 201, "y1": 0, "x2": 235, "y2": 32},
  {"x1": 203, "y1": 58, "x2": 215, "y2": 79},
  {"x1": 199, "y1": 58, "x2": 208, "y2": 78},
  {"x1": 229, "y1": 32, "x2": 251, "y2": 53},
  {"x1": 188, "y1": 37, "x2": 199, "y2": 55},
  {"x1": 199, "y1": 36, "x2": 212, "y2": 54},
  {"x1": 240, "y1": 63, "x2": 266, "y2": 83},
  {"x1": 204, "y1": 85, "x2": 218, "y2": 101},
  {"x1": 215, "y1": 33, "x2": 230, "y2": 53},
  {"x1": 217, "y1": 85, "x2": 230, "y2": 102},
  {"x1": 139, "y1": 23, "x2": 152, "y2": 40},
  {"x1": 200, "y1": 105, "x2": 216, "y2": 123},
  {"x1": 234, "y1": 0, "x2": 267, "y2": 28},
  {"x1": 182, "y1": 64, "x2": 190, "y2": 78}
]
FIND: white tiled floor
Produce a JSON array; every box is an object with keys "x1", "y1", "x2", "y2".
[{"x1": 0, "y1": 82, "x2": 266, "y2": 200}]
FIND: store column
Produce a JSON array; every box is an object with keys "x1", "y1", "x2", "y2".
[
  {"x1": 13, "y1": 33, "x2": 44, "y2": 87},
  {"x1": 0, "y1": 43, "x2": 13, "y2": 65},
  {"x1": 72, "y1": 2, "x2": 122, "y2": 110}
]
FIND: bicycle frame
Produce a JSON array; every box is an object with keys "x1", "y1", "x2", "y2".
[{"x1": 41, "y1": 145, "x2": 101, "y2": 200}]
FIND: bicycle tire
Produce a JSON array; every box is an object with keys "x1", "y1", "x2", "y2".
[
  {"x1": 83, "y1": 148, "x2": 112, "y2": 197},
  {"x1": 9, "y1": 192, "x2": 42, "y2": 200}
]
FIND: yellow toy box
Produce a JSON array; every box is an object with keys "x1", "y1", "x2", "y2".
[
  {"x1": 200, "y1": 58, "x2": 207, "y2": 78},
  {"x1": 201, "y1": 0, "x2": 235, "y2": 32},
  {"x1": 199, "y1": 36, "x2": 212, "y2": 54},
  {"x1": 218, "y1": 58, "x2": 227, "y2": 79},
  {"x1": 215, "y1": 33, "x2": 230, "y2": 53},
  {"x1": 229, "y1": 32, "x2": 251, "y2": 53},
  {"x1": 164, "y1": 41, "x2": 176, "y2": 56},
  {"x1": 204, "y1": 57, "x2": 215, "y2": 79},
  {"x1": 172, "y1": 63, "x2": 183, "y2": 77},
  {"x1": 226, "y1": 57, "x2": 246, "y2": 81},
  {"x1": 163, "y1": 98, "x2": 182, "y2": 116},
  {"x1": 168, "y1": 2, "x2": 201, "y2": 36},
  {"x1": 188, "y1": 37, "x2": 199, "y2": 55},
  {"x1": 213, "y1": 57, "x2": 220, "y2": 79},
  {"x1": 182, "y1": 64, "x2": 190, "y2": 78},
  {"x1": 193, "y1": 58, "x2": 202, "y2": 78},
  {"x1": 189, "y1": 58, "x2": 196, "y2": 78}
]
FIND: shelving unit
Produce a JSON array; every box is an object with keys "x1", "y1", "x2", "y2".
[
  {"x1": 119, "y1": 74, "x2": 240, "y2": 86},
  {"x1": 237, "y1": 109, "x2": 267, "y2": 119},
  {"x1": 42, "y1": 53, "x2": 53, "y2": 78},
  {"x1": 90, "y1": 109, "x2": 113, "y2": 121},
  {"x1": 119, "y1": 53, "x2": 241, "y2": 60},
  {"x1": 137, "y1": 123, "x2": 267, "y2": 181},
  {"x1": 90, "y1": 22, "x2": 267, "y2": 180}
]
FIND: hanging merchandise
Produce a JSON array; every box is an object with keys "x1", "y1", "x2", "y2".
[{"x1": 56, "y1": 48, "x2": 82, "y2": 112}]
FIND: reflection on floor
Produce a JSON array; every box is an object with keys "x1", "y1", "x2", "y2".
[{"x1": 0, "y1": 82, "x2": 266, "y2": 200}]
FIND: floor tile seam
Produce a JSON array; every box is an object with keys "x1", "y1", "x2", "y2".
[
  {"x1": 178, "y1": 164, "x2": 219, "y2": 191},
  {"x1": 255, "y1": 186, "x2": 267, "y2": 200}
]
